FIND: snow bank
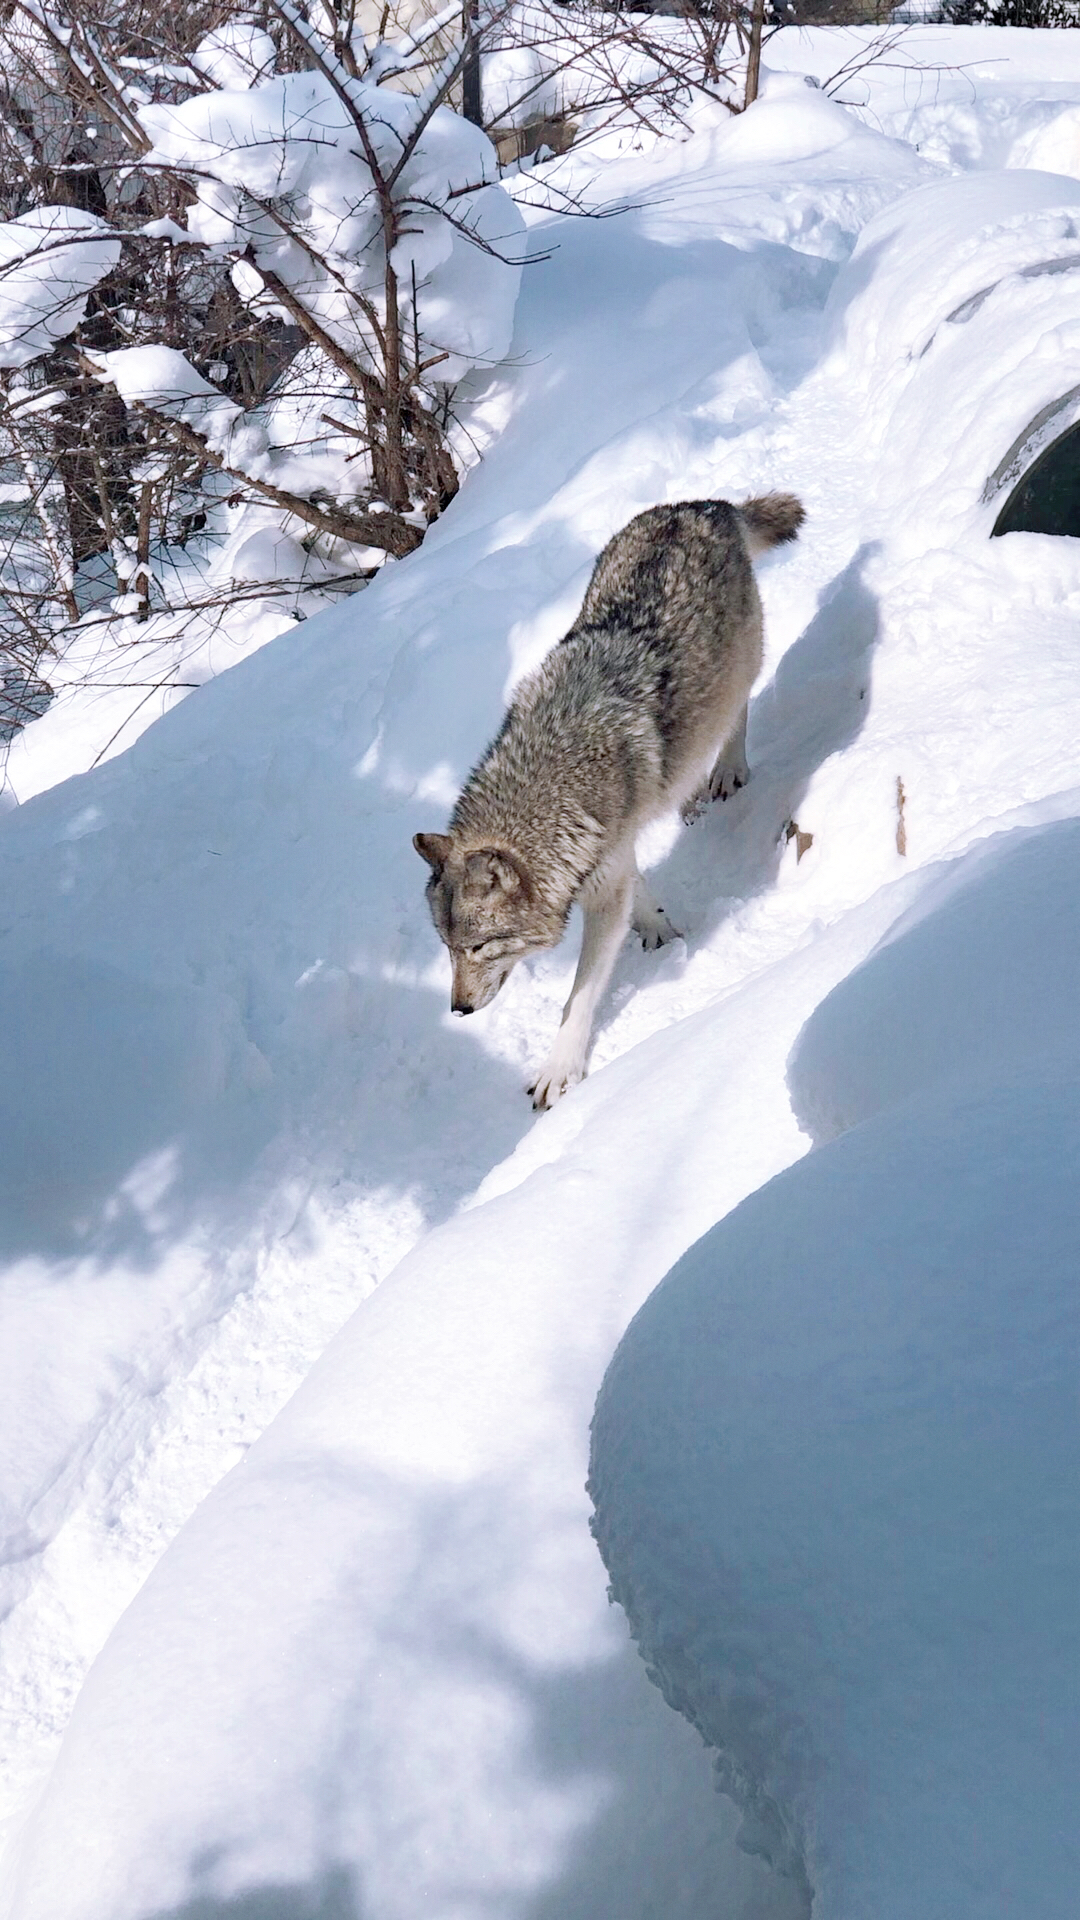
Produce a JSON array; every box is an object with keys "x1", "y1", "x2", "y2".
[
  {"x1": 789, "y1": 813, "x2": 1080, "y2": 1138},
  {"x1": 0, "y1": 85, "x2": 882, "y2": 1890},
  {"x1": 818, "y1": 167, "x2": 1080, "y2": 548},
  {"x1": 590, "y1": 813, "x2": 1080, "y2": 1917},
  {"x1": 765, "y1": 25, "x2": 1080, "y2": 173},
  {"x1": 0, "y1": 868, "x2": 916, "y2": 1920},
  {"x1": 0, "y1": 88, "x2": 942, "y2": 1910},
  {"x1": 1013, "y1": 103, "x2": 1080, "y2": 177},
  {"x1": 590, "y1": 1070, "x2": 1080, "y2": 1920}
]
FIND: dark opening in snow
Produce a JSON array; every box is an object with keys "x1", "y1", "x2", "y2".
[{"x1": 992, "y1": 419, "x2": 1080, "y2": 538}]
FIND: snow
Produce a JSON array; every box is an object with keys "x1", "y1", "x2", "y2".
[
  {"x1": 0, "y1": 38, "x2": 526, "y2": 801},
  {"x1": 2, "y1": 24, "x2": 1080, "y2": 1920},
  {"x1": 191, "y1": 21, "x2": 277, "y2": 90},
  {"x1": 0, "y1": 208, "x2": 121, "y2": 371},
  {"x1": 1014, "y1": 102, "x2": 1080, "y2": 175},
  {"x1": 765, "y1": 24, "x2": 1080, "y2": 173},
  {"x1": 789, "y1": 813, "x2": 1080, "y2": 1136},
  {"x1": 590, "y1": 817, "x2": 1080, "y2": 1917},
  {"x1": 90, "y1": 345, "x2": 260, "y2": 463},
  {"x1": 138, "y1": 69, "x2": 524, "y2": 384}
]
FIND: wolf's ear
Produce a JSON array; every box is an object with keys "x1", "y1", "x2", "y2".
[
  {"x1": 414, "y1": 831, "x2": 452, "y2": 871},
  {"x1": 469, "y1": 846, "x2": 533, "y2": 897}
]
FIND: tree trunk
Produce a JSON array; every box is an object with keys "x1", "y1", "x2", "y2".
[
  {"x1": 381, "y1": 222, "x2": 410, "y2": 513},
  {"x1": 744, "y1": 0, "x2": 765, "y2": 108},
  {"x1": 462, "y1": 0, "x2": 482, "y2": 127}
]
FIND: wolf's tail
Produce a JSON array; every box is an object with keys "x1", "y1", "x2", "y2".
[{"x1": 738, "y1": 492, "x2": 805, "y2": 559}]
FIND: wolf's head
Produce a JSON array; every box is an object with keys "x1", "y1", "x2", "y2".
[{"x1": 414, "y1": 832, "x2": 561, "y2": 1015}]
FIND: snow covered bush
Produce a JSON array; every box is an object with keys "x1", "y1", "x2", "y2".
[
  {"x1": 0, "y1": 0, "x2": 524, "y2": 768},
  {"x1": 130, "y1": 5, "x2": 522, "y2": 525},
  {"x1": 483, "y1": 0, "x2": 754, "y2": 160}
]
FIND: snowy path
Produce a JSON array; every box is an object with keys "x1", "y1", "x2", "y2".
[
  {"x1": 3, "y1": 42, "x2": 1080, "y2": 1920},
  {"x1": 0, "y1": 85, "x2": 917, "y2": 1844}
]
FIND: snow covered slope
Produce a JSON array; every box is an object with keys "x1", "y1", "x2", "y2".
[
  {"x1": 590, "y1": 815, "x2": 1080, "y2": 1919},
  {"x1": 2, "y1": 32, "x2": 1080, "y2": 1920}
]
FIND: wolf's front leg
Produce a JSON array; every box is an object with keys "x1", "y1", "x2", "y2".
[
  {"x1": 709, "y1": 704, "x2": 750, "y2": 802},
  {"x1": 529, "y1": 877, "x2": 633, "y2": 1110}
]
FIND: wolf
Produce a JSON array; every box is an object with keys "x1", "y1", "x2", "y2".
[{"x1": 415, "y1": 492, "x2": 804, "y2": 1109}]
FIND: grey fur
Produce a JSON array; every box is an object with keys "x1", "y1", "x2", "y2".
[
  {"x1": 415, "y1": 492, "x2": 804, "y2": 1107},
  {"x1": 738, "y1": 491, "x2": 804, "y2": 556}
]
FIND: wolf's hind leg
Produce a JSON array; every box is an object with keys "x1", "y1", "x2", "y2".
[
  {"x1": 529, "y1": 875, "x2": 633, "y2": 1110},
  {"x1": 709, "y1": 704, "x2": 750, "y2": 803},
  {"x1": 631, "y1": 869, "x2": 682, "y2": 949}
]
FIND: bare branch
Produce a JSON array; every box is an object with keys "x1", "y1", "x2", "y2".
[{"x1": 124, "y1": 396, "x2": 424, "y2": 555}]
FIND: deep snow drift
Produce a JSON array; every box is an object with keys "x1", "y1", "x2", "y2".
[
  {"x1": 590, "y1": 814, "x2": 1080, "y2": 1919},
  {"x1": 2, "y1": 27, "x2": 1080, "y2": 1920}
]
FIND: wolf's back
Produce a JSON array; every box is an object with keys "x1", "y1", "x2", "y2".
[{"x1": 738, "y1": 492, "x2": 805, "y2": 557}]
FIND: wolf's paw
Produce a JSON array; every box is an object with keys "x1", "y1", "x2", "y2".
[
  {"x1": 710, "y1": 758, "x2": 749, "y2": 804},
  {"x1": 527, "y1": 1052, "x2": 586, "y2": 1110},
  {"x1": 632, "y1": 902, "x2": 683, "y2": 950},
  {"x1": 680, "y1": 788, "x2": 709, "y2": 826}
]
